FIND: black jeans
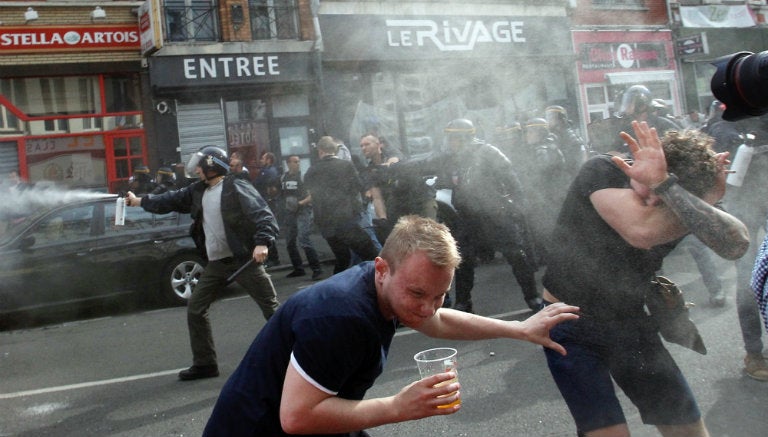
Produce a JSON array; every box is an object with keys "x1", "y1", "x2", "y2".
[{"x1": 325, "y1": 225, "x2": 379, "y2": 274}]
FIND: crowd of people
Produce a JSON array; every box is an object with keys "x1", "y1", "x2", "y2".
[{"x1": 13, "y1": 80, "x2": 768, "y2": 436}]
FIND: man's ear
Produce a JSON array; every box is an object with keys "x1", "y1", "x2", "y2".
[{"x1": 374, "y1": 256, "x2": 389, "y2": 279}]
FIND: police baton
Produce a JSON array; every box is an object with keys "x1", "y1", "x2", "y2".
[{"x1": 226, "y1": 258, "x2": 255, "y2": 285}]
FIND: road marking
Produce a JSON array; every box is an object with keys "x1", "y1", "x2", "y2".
[
  {"x1": 0, "y1": 368, "x2": 187, "y2": 400},
  {"x1": 1, "y1": 310, "x2": 531, "y2": 399}
]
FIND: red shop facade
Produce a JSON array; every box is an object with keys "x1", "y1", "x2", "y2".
[
  {"x1": 572, "y1": 29, "x2": 680, "y2": 146},
  {"x1": 0, "y1": 23, "x2": 144, "y2": 193}
]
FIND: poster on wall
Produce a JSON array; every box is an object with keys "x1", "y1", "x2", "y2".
[{"x1": 28, "y1": 153, "x2": 106, "y2": 189}]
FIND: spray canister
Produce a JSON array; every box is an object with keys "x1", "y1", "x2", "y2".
[
  {"x1": 115, "y1": 196, "x2": 126, "y2": 226},
  {"x1": 727, "y1": 141, "x2": 755, "y2": 187}
]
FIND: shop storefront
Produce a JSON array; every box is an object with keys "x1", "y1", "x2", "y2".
[
  {"x1": 317, "y1": 2, "x2": 577, "y2": 157},
  {"x1": 147, "y1": 51, "x2": 317, "y2": 176},
  {"x1": 572, "y1": 29, "x2": 679, "y2": 147},
  {"x1": 0, "y1": 22, "x2": 143, "y2": 192}
]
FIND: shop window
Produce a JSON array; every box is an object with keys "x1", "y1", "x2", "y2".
[
  {"x1": 272, "y1": 94, "x2": 309, "y2": 117},
  {"x1": 0, "y1": 80, "x2": 20, "y2": 132},
  {"x1": 278, "y1": 126, "x2": 309, "y2": 156},
  {"x1": 227, "y1": 99, "x2": 267, "y2": 121},
  {"x1": 693, "y1": 62, "x2": 717, "y2": 113},
  {"x1": 112, "y1": 135, "x2": 146, "y2": 183},
  {"x1": 592, "y1": 0, "x2": 645, "y2": 8},
  {"x1": 249, "y1": 0, "x2": 299, "y2": 40},
  {"x1": 165, "y1": 0, "x2": 218, "y2": 42},
  {"x1": 585, "y1": 85, "x2": 611, "y2": 122}
]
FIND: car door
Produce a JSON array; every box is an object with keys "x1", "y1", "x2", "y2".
[
  {"x1": 0, "y1": 202, "x2": 100, "y2": 314},
  {"x1": 86, "y1": 200, "x2": 185, "y2": 298}
]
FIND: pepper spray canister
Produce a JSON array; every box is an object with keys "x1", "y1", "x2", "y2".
[{"x1": 115, "y1": 196, "x2": 126, "y2": 226}]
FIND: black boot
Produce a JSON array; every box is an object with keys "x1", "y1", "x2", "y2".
[{"x1": 178, "y1": 365, "x2": 219, "y2": 381}]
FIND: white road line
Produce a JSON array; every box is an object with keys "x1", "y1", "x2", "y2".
[
  {"x1": 1, "y1": 309, "x2": 532, "y2": 400},
  {"x1": 0, "y1": 368, "x2": 187, "y2": 400}
]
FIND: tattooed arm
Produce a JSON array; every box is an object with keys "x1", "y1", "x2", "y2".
[
  {"x1": 612, "y1": 121, "x2": 749, "y2": 260},
  {"x1": 655, "y1": 183, "x2": 748, "y2": 260}
]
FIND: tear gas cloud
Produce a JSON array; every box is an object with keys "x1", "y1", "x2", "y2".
[{"x1": 0, "y1": 186, "x2": 117, "y2": 218}]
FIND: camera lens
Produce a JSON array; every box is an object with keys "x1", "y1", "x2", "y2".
[{"x1": 711, "y1": 51, "x2": 768, "y2": 121}]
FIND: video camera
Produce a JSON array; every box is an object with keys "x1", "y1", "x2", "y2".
[{"x1": 711, "y1": 51, "x2": 768, "y2": 121}]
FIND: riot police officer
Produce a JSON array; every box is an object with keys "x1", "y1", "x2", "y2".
[{"x1": 414, "y1": 118, "x2": 541, "y2": 312}]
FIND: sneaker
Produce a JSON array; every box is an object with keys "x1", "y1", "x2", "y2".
[
  {"x1": 744, "y1": 353, "x2": 768, "y2": 381},
  {"x1": 311, "y1": 269, "x2": 324, "y2": 280},
  {"x1": 286, "y1": 269, "x2": 306, "y2": 278},
  {"x1": 178, "y1": 365, "x2": 219, "y2": 381},
  {"x1": 709, "y1": 290, "x2": 726, "y2": 307},
  {"x1": 526, "y1": 297, "x2": 545, "y2": 313}
]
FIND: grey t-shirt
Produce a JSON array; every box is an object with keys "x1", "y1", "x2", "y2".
[{"x1": 202, "y1": 181, "x2": 233, "y2": 261}]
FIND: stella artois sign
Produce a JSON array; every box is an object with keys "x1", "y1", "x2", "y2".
[{"x1": 0, "y1": 25, "x2": 140, "y2": 53}]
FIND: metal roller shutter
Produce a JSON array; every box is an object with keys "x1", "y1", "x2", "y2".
[
  {"x1": 176, "y1": 102, "x2": 227, "y2": 164},
  {"x1": 0, "y1": 141, "x2": 20, "y2": 177}
]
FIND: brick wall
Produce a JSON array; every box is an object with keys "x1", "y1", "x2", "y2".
[{"x1": 0, "y1": 3, "x2": 143, "y2": 66}]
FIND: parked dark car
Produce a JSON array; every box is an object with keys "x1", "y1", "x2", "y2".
[{"x1": 0, "y1": 196, "x2": 204, "y2": 322}]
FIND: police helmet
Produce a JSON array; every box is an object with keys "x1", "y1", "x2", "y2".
[
  {"x1": 443, "y1": 118, "x2": 478, "y2": 151},
  {"x1": 129, "y1": 165, "x2": 152, "y2": 183},
  {"x1": 545, "y1": 105, "x2": 568, "y2": 126},
  {"x1": 185, "y1": 146, "x2": 229, "y2": 177},
  {"x1": 156, "y1": 167, "x2": 177, "y2": 184},
  {"x1": 524, "y1": 118, "x2": 550, "y2": 143},
  {"x1": 617, "y1": 85, "x2": 652, "y2": 118}
]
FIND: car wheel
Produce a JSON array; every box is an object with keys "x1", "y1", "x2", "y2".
[{"x1": 161, "y1": 254, "x2": 205, "y2": 306}]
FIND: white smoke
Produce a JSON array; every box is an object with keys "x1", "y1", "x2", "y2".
[{"x1": 0, "y1": 186, "x2": 117, "y2": 218}]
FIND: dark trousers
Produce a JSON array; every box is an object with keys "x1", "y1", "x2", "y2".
[
  {"x1": 454, "y1": 217, "x2": 539, "y2": 307},
  {"x1": 187, "y1": 258, "x2": 278, "y2": 366},
  {"x1": 325, "y1": 225, "x2": 379, "y2": 274}
]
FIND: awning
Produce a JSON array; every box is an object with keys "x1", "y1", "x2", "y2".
[{"x1": 605, "y1": 70, "x2": 676, "y2": 85}]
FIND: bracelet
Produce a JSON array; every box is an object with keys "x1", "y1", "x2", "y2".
[{"x1": 652, "y1": 173, "x2": 678, "y2": 195}]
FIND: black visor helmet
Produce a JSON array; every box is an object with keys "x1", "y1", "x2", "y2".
[
  {"x1": 443, "y1": 118, "x2": 477, "y2": 151},
  {"x1": 617, "y1": 85, "x2": 652, "y2": 118},
  {"x1": 156, "y1": 167, "x2": 177, "y2": 184},
  {"x1": 545, "y1": 105, "x2": 567, "y2": 126},
  {"x1": 186, "y1": 146, "x2": 229, "y2": 177}
]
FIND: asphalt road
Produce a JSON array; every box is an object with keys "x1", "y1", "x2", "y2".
[{"x1": 1, "y1": 245, "x2": 767, "y2": 437}]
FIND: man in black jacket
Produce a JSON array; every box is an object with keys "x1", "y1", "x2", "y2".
[
  {"x1": 402, "y1": 119, "x2": 541, "y2": 313},
  {"x1": 126, "y1": 146, "x2": 280, "y2": 381},
  {"x1": 304, "y1": 136, "x2": 379, "y2": 274}
]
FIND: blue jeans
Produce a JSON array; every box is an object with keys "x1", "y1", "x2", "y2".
[
  {"x1": 544, "y1": 312, "x2": 700, "y2": 433},
  {"x1": 285, "y1": 207, "x2": 321, "y2": 271}
]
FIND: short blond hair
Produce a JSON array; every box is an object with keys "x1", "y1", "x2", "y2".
[
  {"x1": 317, "y1": 136, "x2": 339, "y2": 154},
  {"x1": 380, "y1": 215, "x2": 461, "y2": 273}
]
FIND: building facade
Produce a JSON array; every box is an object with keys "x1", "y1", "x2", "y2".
[
  {"x1": 143, "y1": 0, "x2": 320, "y2": 178},
  {"x1": 0, "y1": 2, "x2": 144, "y2": 192},
  {"x1": 317, "y1": 0, "x2": 579, "y2": 156}
]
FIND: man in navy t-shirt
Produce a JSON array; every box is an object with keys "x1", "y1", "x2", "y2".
[{"x1": 204, "y1": 215, "x2": 580, "y2": 437}]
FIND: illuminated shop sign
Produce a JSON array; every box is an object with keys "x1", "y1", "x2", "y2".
[{"x1": 0, "y1": 25, "x2": 140, "y2": 52}]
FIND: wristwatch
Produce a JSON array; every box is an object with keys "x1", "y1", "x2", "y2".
[{"x1": 652, "y1": 173, "x2": 678, "y2": 195}]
